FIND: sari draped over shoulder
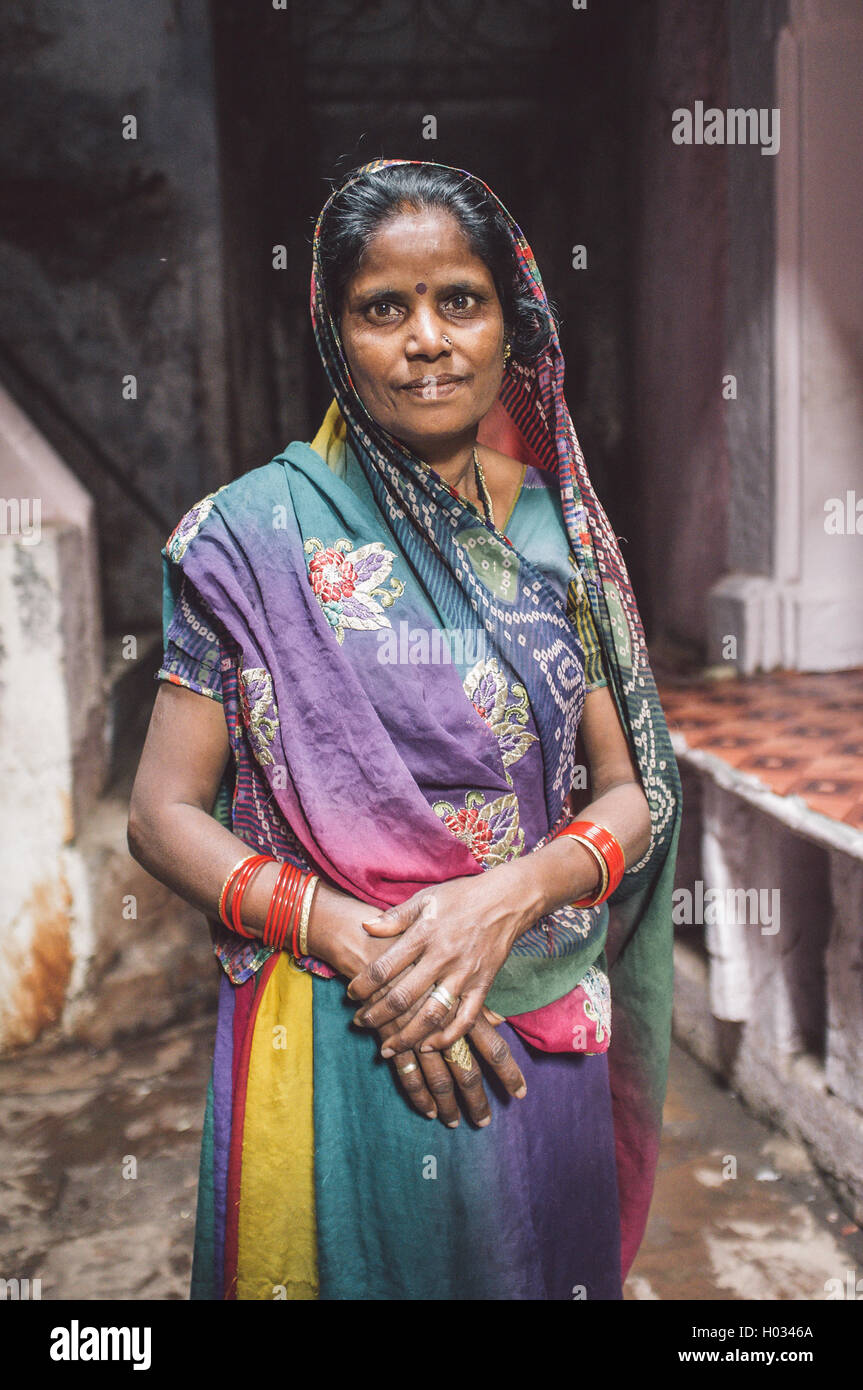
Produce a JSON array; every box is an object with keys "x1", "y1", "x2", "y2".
[{"x1": 162, "y1": 159, "x2": 682, "y2": 1298}]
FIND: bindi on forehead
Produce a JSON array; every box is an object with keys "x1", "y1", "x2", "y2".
[{"x1": 415, "y1": 282, "x2": 427, "y2": 294}]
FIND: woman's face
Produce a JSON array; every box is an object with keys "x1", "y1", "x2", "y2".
[{"x1": 337, "y1": 205, "x2": 506, "y2": 459}]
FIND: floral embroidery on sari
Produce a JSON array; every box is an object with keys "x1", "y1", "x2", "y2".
[
  {"x1": 238, "y1": 667, "x2": 279, "y2": 766},
  {"x1": 304, "y1": 537, "x2": 405, "y2": 645},
  {"x1": 429, "y1": 659, "x2": 541, "y2": 867},
  {"x1": 580, "y1": 964, "x2": 612, "y2": 1049},
  {"x1": 463, "y1": 657, "x2": 538, "y2": 784},
  {"x1": 165, "y1": 485, "x2": 229, "y2": 563},
  {"x1": 432, "y1": 788, "x2": 525, "y2": 867}
]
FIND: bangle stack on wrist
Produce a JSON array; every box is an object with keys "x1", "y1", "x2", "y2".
[
  {"x1": 553, "y1": 819, "x2": 625, "y2": 908},
  {"x1": 217, "y1": 852, "x2": 320, "y2": 954}
]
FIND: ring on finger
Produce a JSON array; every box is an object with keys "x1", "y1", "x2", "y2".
[
  {"x1": 429, "y1": 983, "x2": 458, "y2": 1012},
  {"x1": 444, "y1": 1036, "x2": 473, "y2": 1071},
  {"x1": 396, "y1": 1060, "x2": 419, "y2": 1075}
]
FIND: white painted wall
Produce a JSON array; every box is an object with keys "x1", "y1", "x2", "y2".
[{"x1": 0, "y1": 384, "x2": 104, "y2": 1048}]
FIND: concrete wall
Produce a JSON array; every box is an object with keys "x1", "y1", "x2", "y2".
[
  {"x1": 672, "y1": 742, "x2": 863, "y2": 1222},
  {"x1": 709, "y1": 0, "x2": 863, "y2": 673},
  {"x1": 0, "y1": 0, "x2": 229, "y2": 634},
  {"x1": 629, "y1": 0, "x2": 730, "y2": 661},
  {"x1": 0, "y1": 383, "x2": 215, "y2": 1052}
]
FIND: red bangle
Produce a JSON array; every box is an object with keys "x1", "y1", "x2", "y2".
[
  {"x1": 222, "y1": 854, "x2": 269, "y2": 936},
  {"x1": 264, "y1": 863, "x2": 301, "y2": 951},
  {"x1": 280, "y1": 868, "x2": 305, "y2": 952},
  {"x1": 230, "y1": 854, "x2": 273, "y2": 938},
  {"x1": 555, "y1": 819, "x2": 625, "y2": 907},
  {"x1": 263, "y1": 862, "x2": 290, "y2": 948},
  {"x1": 272, "y1": 861, "x2": 305, "y2": 950}
]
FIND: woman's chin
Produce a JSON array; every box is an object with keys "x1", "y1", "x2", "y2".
[{"x1": 384, "y1": 411, "x2": 487, "y2": 453}]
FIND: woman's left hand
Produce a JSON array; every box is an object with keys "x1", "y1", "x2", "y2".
[{"x1": 346, "y1": 860, "x2": 540, "y2": 1055}]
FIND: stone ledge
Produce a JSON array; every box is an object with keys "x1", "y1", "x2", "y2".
[
  {"x1": 670, "y1": 729, "x2": 863, "y2": 862},
  {"x1": 673, "y1": 940, "x2": 863, "y2": 1225}
]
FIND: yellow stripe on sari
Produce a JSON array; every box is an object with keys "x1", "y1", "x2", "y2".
[{"x1": 237, "y1": 954, "x2": 318, "y2": 1300}]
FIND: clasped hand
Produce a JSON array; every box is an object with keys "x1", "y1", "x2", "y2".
[{"x1": 348, "y1": 865, "x2": 536, "y2": 1124}]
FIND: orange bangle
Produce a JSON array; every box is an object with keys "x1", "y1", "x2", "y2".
[{"x1": 564, "y1": 835, "x2": 609, "y2": 907}]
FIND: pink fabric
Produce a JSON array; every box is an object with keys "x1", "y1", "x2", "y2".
[{"x1": 508, "y1": 980, "x2": 610, "y2": 1055}]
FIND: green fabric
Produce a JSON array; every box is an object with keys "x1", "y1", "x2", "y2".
[{"x1": 486, "y1": 916, "x2": 608, "y2": 1016}]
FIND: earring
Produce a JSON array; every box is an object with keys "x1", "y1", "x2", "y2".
[{"x1": 503, "y1": 340, "x2": 512, "y2": 365}]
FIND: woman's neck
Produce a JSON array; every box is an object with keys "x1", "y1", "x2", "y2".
[{"x1": 420, "y1": 439, "x2": 482, "y2": 505}]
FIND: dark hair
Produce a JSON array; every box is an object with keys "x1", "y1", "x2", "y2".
[{"x1": 316, "y1": 163, "x2": 556, "y2": 362}]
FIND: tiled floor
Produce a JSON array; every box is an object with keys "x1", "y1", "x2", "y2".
[{"x1": 655, "y1": 667, "x2": 863, "y2": 829}]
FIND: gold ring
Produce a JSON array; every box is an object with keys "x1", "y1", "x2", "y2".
[
  {"x1": 429, "y1": 983, "x2": 457, "y2": 1012},
  {"x1": 396, "y1": 1061, "x2": 419, "y2": 1075},
  {"x1": 444, "y1": 1036, "x2": 473, "y2": 1071}
]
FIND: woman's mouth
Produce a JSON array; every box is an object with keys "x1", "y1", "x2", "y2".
[{"x1": 400, "y1": 375, "x2": 466, "y2": 400}]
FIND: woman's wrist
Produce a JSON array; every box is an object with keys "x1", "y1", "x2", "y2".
[
  {"x1": 305, "y1": 882, "x2": 381, "y2": 978},
  {"x1": 510, "y1": 835, "x2": 603, "y2": 930},
  {"x1": 216, "y1": 847, "x2": 385, "y2": 978}
]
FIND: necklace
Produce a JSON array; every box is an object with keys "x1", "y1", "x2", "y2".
[{"x1": 472, "y1": 445, "x2": 495, "y2": 528}]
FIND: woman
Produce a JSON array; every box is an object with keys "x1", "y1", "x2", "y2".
[{"x1": 129, "y1": 158, "x2": 682, "y2": 1301}]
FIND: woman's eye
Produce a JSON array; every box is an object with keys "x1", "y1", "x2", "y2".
[
  {"x1": 447, "y1": 294, "x2": 476, "y2": 313},
  {"x1": 368, "y1": 301, "x2": 400, "y2": 321}
]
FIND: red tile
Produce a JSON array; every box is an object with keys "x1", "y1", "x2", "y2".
[{"x1": 785, "y1": 776, "x2": 862, "y2": 821}]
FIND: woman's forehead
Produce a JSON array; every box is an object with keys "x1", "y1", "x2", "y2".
[{"x1": 346, "y1": 211, "x2": 492, "y2": 289}]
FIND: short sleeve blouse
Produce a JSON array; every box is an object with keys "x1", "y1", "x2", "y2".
[{"x1": 158, "y1": 575, "x2": 225, "y2": 702}]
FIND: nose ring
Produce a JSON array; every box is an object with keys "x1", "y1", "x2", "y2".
[{"x1": 442, "y1": 334, "x2": 452, "y2": 346}]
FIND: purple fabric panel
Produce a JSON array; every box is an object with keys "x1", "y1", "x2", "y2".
[
  {"x1": 181, "y1": 480, "x2": 510, "y2": 905},
  {"x1": 496, "y1": 1023, "x2": 623, "y2": 1299},
  {"x1": 211, "y1": 970, "x2": 237, "y2": 1294}
]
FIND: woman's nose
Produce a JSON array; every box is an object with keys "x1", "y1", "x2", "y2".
[{"x1": 406, "y1": 308, "x2": 447, "y2": 356}]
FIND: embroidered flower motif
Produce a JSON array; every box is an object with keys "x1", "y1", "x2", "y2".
[
  {"x1": 463, "y1": 657, "x2": 538, "y2": 780},
  {"x1": 304, "y1": 537, "x2": 405, "y2": 645},
  {"x1": 166, "y1": 485, "x2": 229, "y2": 562},
  {"x1": 433, "y1": 788, "x2": 524, "y2": 867},
  {"x1": 580, "y1": 965, "x2": 612, "y2": 1048},
  {"x1": 238, "y1": 667, "x2": 279, "y2": 766}
]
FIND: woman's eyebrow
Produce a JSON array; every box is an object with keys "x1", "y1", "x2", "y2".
[
  {"x1": 352, "y1": 277, "x2": 486, "y2": 303},
  {"x1": 350, "y1": 285, "x2": 408, "y2": 304},
  {"x1": 436, "y1": 279, "x2": 485, "y2": 295}
]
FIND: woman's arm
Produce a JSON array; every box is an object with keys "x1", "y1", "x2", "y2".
[
  {"x1": 347, "y1": 684, "x2": 652, "y2": 1053},
  {"x1": 514, "y1": 683, "x2": 652, "y2": 926},
  {"x1": 128, "y1": 682, "x2": 384, "y2": 979},
  {"x1": 128, "y1": 681, "x2": 528, "y2": 1125}
]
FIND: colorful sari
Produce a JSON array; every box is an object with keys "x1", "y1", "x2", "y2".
[{"x1": 159, "y1": 159, "x2": 682, "y2": 1299}]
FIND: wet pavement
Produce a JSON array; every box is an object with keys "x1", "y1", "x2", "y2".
[{"x1": 1, "y1": 1018, "x2": 861, "y2": 1301}]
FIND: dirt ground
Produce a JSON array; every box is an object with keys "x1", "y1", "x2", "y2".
[{"x1": 1, "y1": 1018, "x2": 861, "y2": 1301}]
